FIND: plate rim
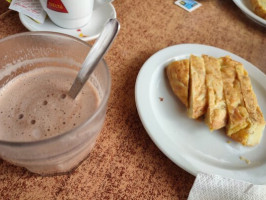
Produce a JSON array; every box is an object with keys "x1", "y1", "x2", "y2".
[
  {"x1": 135, "y1": 43, "x2": 266, "y2": 184},
  {"x1": 232, "y1": 0, "x2": 266, "y2": 27}
]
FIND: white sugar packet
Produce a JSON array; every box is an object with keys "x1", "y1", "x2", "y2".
[
  {"x1": 188, "y1": 173, "x2": 266, "y2": 200},
  {"x1": 9, "y1": 0, "x2": 46, "y2": 23},
  {"x1": 175, "y1": 0, "x2": 201, "y2": 12}
]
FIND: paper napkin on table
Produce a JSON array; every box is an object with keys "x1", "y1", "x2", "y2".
[
  {"x1": 9, "y1": 0, "x2": 46, "y2": 23},
  {"x1": 188, "y1": 173, "x2": 266, "y2": 200}
]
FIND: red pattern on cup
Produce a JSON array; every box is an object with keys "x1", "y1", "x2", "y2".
[{"x1": 47, "y1": 0, "x2": 68, "y2": 13}]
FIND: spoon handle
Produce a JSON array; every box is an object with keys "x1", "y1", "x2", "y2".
[{"x1": 68, "y1": 18, "x2": 120, "y2": 99}]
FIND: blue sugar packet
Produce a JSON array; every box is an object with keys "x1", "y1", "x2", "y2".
[{"x1": 175, "y1": 0, "x2": 202, "y2": 12}]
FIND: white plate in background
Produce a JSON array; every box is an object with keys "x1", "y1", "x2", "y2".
[
  {"x1": 232, "y1": 0, "x2": 266, "y2": 27},
  {"x1": 135, "y1": 44, "x2": 266, "y2": 184},
  {"x1": 19, "y1": 3, "x2": 116, "y2": 41}
]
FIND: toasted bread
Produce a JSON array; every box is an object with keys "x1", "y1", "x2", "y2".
[
  {"x1": 220, "y1": 56, "x2": 265, "y2": 146},
  {"x1": 188, "y1": 55, "x2": 207, "y2": 119},
  {"x1": 235, "y1": 63, "x2": 265, "y2": 146},
  {"x1": 250, "y1": 0, "x2": 266, "y2": 19},
  {"x1": 166, "y1": 59, "x2": 190, "y2": 107},
  {"x1": 203, "y1": 55, "x2": 227, "y2": 131}
]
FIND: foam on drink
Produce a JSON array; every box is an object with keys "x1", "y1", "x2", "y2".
[{"x1": 0, "y1": 66, "x2": 100, "y2": 142}]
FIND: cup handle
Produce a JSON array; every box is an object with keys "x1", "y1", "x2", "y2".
[{"x1": 94, "y1": 0, "x2": 113, "y2": 10}]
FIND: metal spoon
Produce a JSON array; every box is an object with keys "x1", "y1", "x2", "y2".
[{"x1": 68, "y1": 18, "x2": 120, "y2": 99}]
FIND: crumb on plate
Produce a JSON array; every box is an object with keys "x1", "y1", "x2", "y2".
[{"x1": 239, "y1": 156, "x2": 251, "y2": 165}]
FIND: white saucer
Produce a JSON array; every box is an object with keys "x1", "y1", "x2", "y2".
[{"x1": 19, "y1": 3, "x2": 116, "y2": 41}]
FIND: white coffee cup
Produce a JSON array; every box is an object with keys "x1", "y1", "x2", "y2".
[{"x1": 39, "y1": 0, "x2": 113, "y2": 29}]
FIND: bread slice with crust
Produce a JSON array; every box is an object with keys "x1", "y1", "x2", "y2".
[
  {"x1": 166, "y1": 59, "x2": 190, "y2": 107},
  {"x1": 203, "y1": 55, "x2": 227, "y2": 131},
  {"x1": 220, "y1": 56, "x2": 250, "y2": 144},
  {"x1": 220, "y1": 56, "x2": 265, "y2": 146},
  {"x1": 187, "y1": 55, "x2": 207, "y2": 119},
  {"x1": 235, "y1": 61, "x2": 265, "y2": 146}
]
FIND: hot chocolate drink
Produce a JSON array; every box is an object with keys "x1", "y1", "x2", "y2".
[{"x1": 0, "y1": 66, "x2": 99, "y2": 142}]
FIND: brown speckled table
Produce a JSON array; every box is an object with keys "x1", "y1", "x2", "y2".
[{"x1": 0, "y1": 0, "x2": 265, "y2": 199}]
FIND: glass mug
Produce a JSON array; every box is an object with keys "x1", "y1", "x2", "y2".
[{"x1": 0, "y1": 32, "x2": 111, "y2": 175}]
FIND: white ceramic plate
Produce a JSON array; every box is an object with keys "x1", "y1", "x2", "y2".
[
  {"x1": 135, "y1": 44, "x2": 266, "y2": 184},
  {"x1": 19, "y1": 3, "x2": 116, "y2": 41},
  {"x1": 232, "y1": 0, "x2": 266, "y2": 27}
]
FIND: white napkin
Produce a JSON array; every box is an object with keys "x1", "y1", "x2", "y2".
[
  {"x1": 9, "y1": 0, "x2": 46, "y2": 23},
  {"x1": 188, "y1": 173, "x2": 266, "y2": 200}
]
